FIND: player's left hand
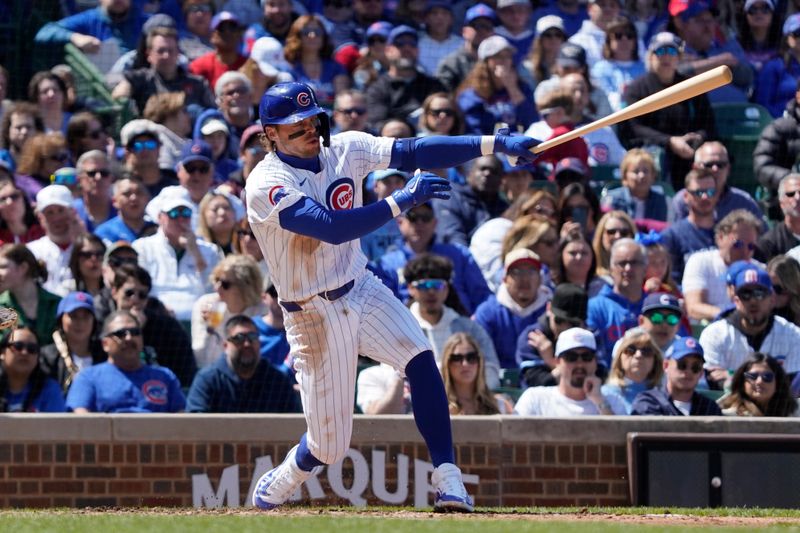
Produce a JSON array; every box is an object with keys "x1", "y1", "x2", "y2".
[
  {"x1": 494, "y1": 129, "x2": 540, "y2": 166},
  {"x1": 391, "y1": 171, "x2": 451, "y2": 212}
]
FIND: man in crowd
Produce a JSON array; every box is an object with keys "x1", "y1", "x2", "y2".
[
  {"x1": 147, "y1": 140, "x2": 216, "y2": 225},
  {"x1": 361, "y1": 168, "x2": 407, "y2": 261},
  {"x1": 331, "y1": 90, "x2": 371, "y2": 135},
  {"x1": 756, "y1": 174, "x2": 800, "y2": 260},
  {"x1": 569, "y1": 0, "x2": 627, "y2": 68},
  {"x1": 94, "y1": 177, "x2": 157, "y2": 244},
  {"x1": 418, "y1": 1, "x2": 464, "y2": 76},
  {"x1": 638, "y1": 293, "x2": 684, "y2": 353},
  {"x1": 214, "y1": 72, "x2": 255, "y2": 151},
  {"x1": 74, "y1": 150, "x2": 116, "y2": 233},
  {"x1": 437, "y1": 3, "x2": 497, "y2": 93},
  {"x1": 28, "y1": 185, "x2": 81, "y2": 296},
  {"x1": 244, "y1": 0, "x2": 297, "y2": 51},
  {"x1": 189, "y1": 12, "x2": 248, "y2": 89},
  {"x1": 120, "y1": 119, "x2": 178, "y2": 197},
  {"x1": 494, "y1": 0, "x2": 534, "y2": 63}
]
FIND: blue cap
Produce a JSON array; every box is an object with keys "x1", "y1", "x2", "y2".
[
  {"x1": 668, "y1": 0, "x2": 713, "y2": 20},
  {"x1": 180, "y1": 140, "x2": 213, "y2": 166},
  {"x1": 211, "y1": 11, "x2": 242, "y2": 31},
  {"x1": 388, "y1": 25, "x2": 418, "y2": 46},
  {"x1": 666, "y1": 336, "x2": 704, "y2": 361},
  {"x1": 366, "y1": 21, "x2": 393, "y2": 40},
  {"x1": 732, "y1": 264, "x2": 773, "y2": 292},
  {"x1": 465, "y1": 3, "x2": 497, "y2": 24},
  {"x1": 425, "y1": 0, "x2": 451, "y2": 13},
  {"x1": 57, "y1": 291, "x2": 94, "y2": 318},
  {"x1": 642, "y1": 292, "x2": 682, "y2": 314},
  {"x1": 725, "y1": 260, "x2": 754, "y2": 285},
  {"x1": 784, "y1": 13, "x2": 800, "y2": 36}
]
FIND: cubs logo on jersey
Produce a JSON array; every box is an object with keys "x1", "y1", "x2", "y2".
[
  {"x1": 268, "y1": 185, "x2": 286, "y2": 206},
  {"x1": 142, "y1": 380, "x2": 168, "y2": 405},
  {"x1": 326, "y1": 178, "x2": 354, "y2": 210}
]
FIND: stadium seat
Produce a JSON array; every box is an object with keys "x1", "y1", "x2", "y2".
[{"x1": 711, "y1": 102, "x2": 773, "y2": 196}]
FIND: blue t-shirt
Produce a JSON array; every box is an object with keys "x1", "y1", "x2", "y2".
[
  {"x1": 660, "y1": 218, "x2": 715, "y2": 283},
  {"x1": 586, "y1": 284, "x2": 644, "y2": 367},
  {"x1": 252, "y1": 316, "x2": 291, "y2": 375},
  {"x1": 590, "y1": 59, "x2": 646, "y2": 112},
  {"x1": 74, "y1": 198, "x2": 117, "y2": 233},
  {"x1": 94, "y1": 215, "x2": 158, "y2": 244},
  {"x1": 66, "y1": 362, "x2": 186, "y2": 413},
  {"x1": 755, "y1": 56, "x2": 800, "y2": 118},
  {"x1": 5, "y1": 378, "x2": 66, "y2": 412},
  {"x1": 473, "y1": 295, "x2": 547, "y2": 369}
]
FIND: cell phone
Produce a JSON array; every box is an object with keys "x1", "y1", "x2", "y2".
[{"x1": 571, "y1": 205, "x2": 588, "y2": 233}]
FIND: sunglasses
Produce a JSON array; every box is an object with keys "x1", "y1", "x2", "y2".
[
  {"x1": 646, "y1": 311, "x2": 680, "y2": 326},
  {"x1": 605, "y1": 227, "x2": 632, "y2": 237},
  {"x1": 368, "y1": 36, "x2": 387, "y2": 44},
  {"x1": 84, "y1": 169, "x2": 111, "y2": 179},
  {"x1": 338, "y1": 107, "x2": 367, "y2": 116},
  {"x1": 784, "y1": 190, "x2": 800, "y2": 198},
  {"x1": 0, "y1": 192, "x2": 21, "y2": 204},
  {"x1": 744, "y1": 371, "x2": 775, "y2": 383},
  {"x1": 186, "y1": 4, "x2": 212, "y2": 13},
  {"x1": 104, "y1": 326, "x2": 142, "y2": 339},
  {"x1": 449, "y1": 351, "x2": 479, "y2": 364},
  {"x1": 747, "y1": 4, "x2": 771, "y2": 13},
  {"x1": 85, "y1": 128, "x2": 104, "y2": 139},
  {"x1": 623, "y1": 344, "x2": 655, "y2": 358},
  {"x1": 216, "y1": 279, "x2": 233, "y2": 290},
  {"x1": 613, "y1": 32, "x2": 636, "y2": 40},
  {"x1": 614, "y1": 259, "x2": 644, "y2": 269},
  {"x1": 737, "y1": 288, "x2": 770, "y2": 302},
  {"x1": 405, "y1": 212, "x2": 434, "y2": 224},
  {"x1": 131, "y1": 140, "x2": 158, "y2": 152},
  {"x1": 223, "y1": 86, "x2": 248, "y2": 98},
  {"x1": 48, "y1": 152, "x2": 69, "y2": 163},
  {"x1": 700, "y1": 160, "x2": 729, "y2": 170},
  {"x1": 687, "y1": 187, "x2": 716, "y2": 198},
  {"x1": 185, "y1": 163, "x2": 210, "y2": 174},
  {"x1": 227, "y1": 331, "x2": 259, "y2": 345},
  {"x1": 107, "y1": 256, "x2": 138, "y2": 268},
  {"x1": 654, "y1": 46, "x2": 679, "y2": 56},
  {"x1": 78, "y1": 250, "x2": 104, "y2": 260},
  {"x1": 7, "y1": 341, "x2": 39, "y2": 354},
  {"x1": 428, "y1": 108, "x2": 456, "y2": 117},
  {"x1": 554, "y1": 316, "x2": 582, "y2": 327},
  {"x1": 472, "y1": 22, "x2": 496, "y2": 32},
  {"x1": 561, "y1": 350, "x2": 595, "y2": 363},
  {"x1": 731, "y1": 239, "x2": 756, "y2": 251},
  {"x1": 676, "y1": 359, "x2": 703, "y2": 373},
  {"x1": 411, "y1": 278, "x2": 447, "y2": 291},
  {"x1": 165, "y1": 206, "x2": 193, "y2": 219},
  {"x1": 123, "y1": 288, "x2": 148, "y2": 299}
]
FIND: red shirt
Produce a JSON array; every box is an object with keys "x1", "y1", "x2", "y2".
[
  {"x1": 539, "y1": 123, "x2": 590, "y2": 174},
  {"x1": 0, "y1": 223, "x2": 45, "y2": 246},
  {"x1": 188, "y1": 52, "x2": 248, "y2": 90}
]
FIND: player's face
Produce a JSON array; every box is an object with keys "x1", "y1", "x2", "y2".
[{"x1": 267, "y1": 117, "x2": 321, "y2": 158}]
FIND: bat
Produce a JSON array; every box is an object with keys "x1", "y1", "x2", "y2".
[{"x1": 531, "y1": 65, "x2": 733, "y2": 155}]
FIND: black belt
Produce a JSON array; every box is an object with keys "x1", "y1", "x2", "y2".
[{"x1": 280, "y1": 279, "x2": 355, "y2": 312}]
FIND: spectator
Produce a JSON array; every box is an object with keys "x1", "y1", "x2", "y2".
[
  {"x1": 61, "y1": 234, "x2": 106, "y2": 297},
  {"x1": 106, "y1": 13, "x2": 182, "y2": 77},
  {"x1": 631, "y1": 336, "x2": 722, "y2": 415},
  {"x1": 231, "y1": 218, "x2": 269, "y2": 282},
  {"x1": 755, "y1": 14, "x2": 800, "y2": 117},
  {"x1": 671, "y1": 141, "x2": 764, "y2": 225},
  {"x1": 352, "y1": 21, "x2": 392, "y2": 91},
  {"x1": 515, "y1": 282, "x2": 589, "y2": 387},
  {"x1": 356, "y1": 361, "x2": 412, "y2": 414},
  {"x1": 442, "y1": 332, "x2": 513, "y2": 415},
  {"x1": 120, "y1": 120, "x2": 179, "y2": 198},
  {"x1": 767, "y1": 255, "x2": 800, "y2": 326},
  {"x1": 0, "y1": 326, "x2": 65, "y2": 412},
  {"x1": 592, "y1": 210, "x2": 636, "y2": 284},
  {"x1": 319, "y1": 0, "x2": 359, "y2": 50},
  {"x1": 0, "y1": 102, "x2": 43, "y2": 172},
  {"x1": 500, "y1": 217, "x2": 561, "y2": 287},
  {"x1": 757, "y1": 175, "x2": 800, "y2": 260},
  {"x1": 249, "y1": 283, "x2": 288, "y2": 370},
  {"x1": 474, "y1": 248, "x2": 552, "y2": 369},
  {"x1": 331, "y1": 90, "x2": 371, "y2": 135},
  {"x1": 514, "y1": 327, "x2": 627, "y2": 415},
  {"x1": 738, "y1": 0, "x2": 781, "y2": 75},
  {"x1": 189, "y1": 12, "x2": 248, "y2": 89},
  {"x1": 0, "y1": 244, "x2": 61, "y2": 345},
  {"x1": 243, "y1": 0, "x2": 297, "y2": 52},
  {"x1": 66, "y1": 310, "x2": 186, "y2": 413},
  {"x1": 194, "y1": 116, "x2": 238, "y2": 185},
  {"x1": 147, "y1": 140, "x2": 216, "y2": 223},
  {"x1": 191, "y1": 254, "x2": 268, "y2": 369},
  {"x1": 554, "y1": 231, "x2": 604, "y2": 295},
  {"x1": 73, "y1": 150, "x2": 116, "y2": 233},
  {"x1": 65, "y1": 112, "x2": 111, "y2": 163},
  {"x1": 754, "y1": 99, "x2": 800, "y2": 221},
  {"x1": 590, "y1": 17, "x2": 647, "y2": 112},
  {"x1": 361, "y1": 169, "x2": 407, "y2": 262},
  {"x1": 0, "y1": 178, "x2": 43, "y2": 245},
  {"x1": 556, "y1": 181, "x2": 601, "y2": 239},
  {"x1": 142, "y1": 93, "x2": 192, "y2": 176},
  {"x1": 39, "y1": 291, "x2": 106, "y2": 393},
  {"x1": 378, "y1": 202, "x2": 492, "y2": 315},
  {"x1": 437, "y1": 3, "x2": 497, "y2": 93},
  {"x1": 179, "y1": 0, "x2": 215, "y2": 61},
  {"x1": 198, "y1": 190, "x2": 242, "y2": 255},
  {"x1": 570, "y1": 0, "x2": 630, "y2": 69},
  {"x1": 417, "y1": 1, "x2": 464, "y2": 76},
  {"x1": 353, "y1": 0, "x2": 388, "y2": 39},
  {"x1": 500, "y1": 163, "x2": 536, "y2": 205},
  {"x1": 525, "y1": 16, "x2": 568, "y2": 90},
  {"x1": 494, "y1": 0, "x2": 535, "y2": 64},
  {"x1": 602, "y1": 149, "x2": 669, "y2": 226},
  {"x1": 602, "y1": 327, "x2": 664, "y2": 413},
  {"x1": 96, "y1": 242, "x2": 139, "y2": 317},
  {"x1": 457, "y1": 35, "x2": 537, "y2": 136},
  {"x1": 402, "y1": 253, "x2": 500, "y2": 388},
  {"x1": 619, "y1": 32, "x2": 715, "y2": 189},
  {"x1": 235, "y1": 125, "x2": 267, "y2": 188},
  {"x1": 186, "y1": 314, "x2": 300, "y2": 412},
  {"x1": 530, "y1": 87, "x2": 589, "y2": 171},
  {"x1": 718, "y1": 352, "x2": 798, "y2": 416},
  {"x1": 700, "y1": 263, "x2": 800, "y2": 389},
  {"x1": 587, "y1": 238, "x2": 647, "y2": 365},
  {"x1": 133, "y1": 188, "x2": 223, "y2": 322},
  {"x1": 638, "y1": 292, "x2": 685, "y2": 352},
  {"x1": 379, "y1": 118, "x2": 416, "y2": 138},
  {"x1": 417, "y1": 93, "x2": 465, "y2": 138},
  {"x1": 532, "y1": 1, "x2": 587, "y2": 39},
  {"x1": 15, "y1": 133, "x2": 70, "y2": 203},
  {"x1": 683, "y1": 209, "x2": 763, "y2": 322},
  {"x1": 94, "y1": 177, "x2": 157, "y2": 245},
  {"x1": 660, "y1": 168, "x2": 718, "y2": 282}
]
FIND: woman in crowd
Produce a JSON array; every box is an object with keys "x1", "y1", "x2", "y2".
[
  {"x1": 417, "y1": 92, "x2": 465, "y2": 137},
  {"x1": 592, "y1": 210, "x2": 637, "y2": 284},
  {"x1": 500, "y1": 216, "x2": 560, "y2": 289},
  {"x1": 556, "y1": 182, "x2": 601, "y2": 241},
  {"x1": 554, "y1": 231, "x2": 604, "y2": 296},
  {"x1": 0, "y1": 244, "x2": 60, "y2": 344},
  {"x1": 62, "y1": 234, "x2": 106, "y2": 297},
  {"x1": 0, "y1": 102, "x2": 43, "y2": 171},
  {"x1": 0, "y1": 326, "x2": 65, "y2": 412},
  {"x1": 524, "y1": 15, "x2": 567, "y2": 85},
  {"x1": 755, "y1": 14, "x2": 800, "y2": 117},
  {"x1": 15, "y1": 132, "x2": 71, "y2": 203},
  {"x1": 27, "y1": 71, "x2": 71, "y2": 134},
  {"x1": 718, "y1": 353, "x2": 798, "y2": 417},
  {"x1": 441, "y1": 332, "x2": 514, "y2": 415},
  {"x1": 198, "y1": 190, "x2": 240, "y2": 255},
  {"x1": 601, "y1": 327, "x2": 663, "y2": 414},
  {"x1": 191, "y1": 254, "x2": 268, "y2": 369},
  {"x1": 767, "y1": 255, "x2": 800, "y2": 326},
  {"x1": 738, "y1": 0, "x2": 781, "y2": 74},
  {"x1": 65, "y1": 112, "x2": 111, "y2": 162},
  {"x1": 231, "y1": 218, "x2": 269, "y2": 283},
  {"x1": 0, "y1": 178, "x2": 43, "y2": 245},
  {"x1": 601, "y1": 148, "x2": 669, "y2": 227},
  {"x1": 591, "y1": 17, "x2": 646, "y2": 112}
]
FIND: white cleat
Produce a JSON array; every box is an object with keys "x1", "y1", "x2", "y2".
[
  {"x1": 432, "y1": 463, "x2": 474, "y2": 513},
  {"x1": 252, "y1": 445, "x2": 321, "y2": 510}
]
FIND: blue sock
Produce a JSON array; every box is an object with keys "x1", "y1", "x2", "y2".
[
  {"x1": 405, "y1": 350, "x2": 454, "y2": 467},
  {"x1": 295, "y1": 433, "x2": 325, "y2": 471}
]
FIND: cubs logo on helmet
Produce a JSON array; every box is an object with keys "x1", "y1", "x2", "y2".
[
  {"x1": 142, "y1": 380, "x2": 168, "y2": 405},
  {"x1": 326, "y1": 178, "x2": 354, "y2": 210},
  {"x1": 297, "y1": 92, "x2": 311, "y2": 107}
]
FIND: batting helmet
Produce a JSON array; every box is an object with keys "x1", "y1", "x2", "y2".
[{"x1": 259, "y1": 82, "x2": 331, "y2": 146}]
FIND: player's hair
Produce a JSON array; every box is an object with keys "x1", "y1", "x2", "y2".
[
  {"x1": 592, "y1": 211, "x2": 637, "y2": 278},
  {"x1": 102, "y1": 310, "x2": 141, "y2": 336},
  {"x1": 607, "y1": 327, "x2": 663, "y2": 388},
  {"x1": 0, "y1": 102, "x2": 44, "y2": 151},
  {"x1": 283, "y1": 15, "x2": 334, "y2": 64},
  {"x1": 224, "y1": 314, "x2": 257, "y2": 337},
  {"x1": 440, "y1": 332, "x2": 499, "y2": 415},
  {"x1": 0, "y1": 326, "x2": 48, "y2": 412},
  {"x1": 145, "y1": 26, "x2": 178, "y2": 50},
  {"x1": 112, "y1": 264, "x2": 153, "y2": 291},
  {"x1": 713, "y1": 209, "x2": 762, "y2": 241},
  {"x1": 767, "y1": 255, "x2": 800, "y2": 324},
  {"x1": 0, "y1": 243, "x2": 47, "y2": 284},
  {"x1": 602, "y1": 17, "x2": 640, "y2": 61},
  {"x1": 500, "y1": 215, "x2": 554, "y2": 265},
  {"x1": 16, "y1": 132, "x2": 67, "y2": 177},
  {"x1": 143, "y1": 92, "x2": 186, "y2": 124},
  {"x1": 719, "y1": 353, "x2": 797, "y2": 417},
  {"x1": 210, "y1": 254, "x2": 264, "y2": 309},
  {"x1": 68, "y1": 234, "x2": 107, "y2": 293},
  {"x1": 403, "y1": 253, "x2": 468, "y2": 316},
  {"x1": 619, "y1": 148, "x2": 657, "y2": 187}
]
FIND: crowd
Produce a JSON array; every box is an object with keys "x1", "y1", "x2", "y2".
[{"x1": 0, "y1": 0, "x2": 798, "y2": 418}]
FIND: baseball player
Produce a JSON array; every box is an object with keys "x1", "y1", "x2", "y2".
[{"x1": 247, "y1": 82, "x2": 539, "y2": 512}]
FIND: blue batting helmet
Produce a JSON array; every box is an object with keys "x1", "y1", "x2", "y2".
[{"x1": 259, "y1": 82, "x2": 326, "y2": 126}]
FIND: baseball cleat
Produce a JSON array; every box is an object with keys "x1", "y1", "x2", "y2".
[
  {"x1": 432, "y1": 463, "x2": 474, "y2": 513},
  {"x1": 252, "y1": 445, "x2": 321, "y2": 510}
]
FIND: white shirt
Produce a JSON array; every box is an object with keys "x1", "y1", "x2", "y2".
[
  {"x1": 356, "y1": 364, "x2": 411, "y2": 414},
  {"x1": 26, "y1": 236, "x2": 73, "y2": 297},
  {"x1": 681, "y1": 249, "x2": 739, "y2": 310},
  {"x1": 418, "y1": 34, "x2": 465, "y2": 77},
  {"x1": 469, "y1": 217, "x2": 512, "y2": 292},
  {"x1": 513, "y1": 386, "x2": 627, "y2": 416}
]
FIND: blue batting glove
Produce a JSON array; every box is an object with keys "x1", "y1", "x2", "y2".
[
  {"x1": 494, "y1": 132, "x2": 540, "y2": 166},
  {"x1": 391, "y1": 172, "x2": 451, "y2": 212}
]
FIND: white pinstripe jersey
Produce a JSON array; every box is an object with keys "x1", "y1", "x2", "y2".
[{"x1": 246, "y1": 131, "x2": 394, "y2": 301}]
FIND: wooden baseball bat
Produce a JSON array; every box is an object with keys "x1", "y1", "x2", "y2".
[{"x1": 531, "y1": 65, "x2": 733, "y2": 154}]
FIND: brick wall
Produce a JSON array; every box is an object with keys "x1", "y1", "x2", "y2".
[{"x1": 0, "y1": 415, "x2": 796, "y2": 508}]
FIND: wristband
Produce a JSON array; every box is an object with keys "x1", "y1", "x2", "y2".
[
  {"x1": 480, "y1": 136, "x2": 495, "y2": 156},
  {"x1": 385, "y1": 196, "x2": 402, "y2": 218}
]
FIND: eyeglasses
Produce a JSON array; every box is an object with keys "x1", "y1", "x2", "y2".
[
  {"x1": 107, "y1": 256, "x2": 138, "y2": 268},
  {"x1": 700, "y1": 160, "x2": 729, "y2": 170},
  {"x1": 784, "y1": 190, "x2": 800, "y2": 198},
  {"x1": 223, "y1": 86, "x2": 248, "y2": 98},
  {"x1": 613, "y1": 32, "x2": 636, "y2": 40},
  {"x1": 104, "y1": 326, "x2": 142, "y2": 339},
  {"x1": 654, "y1": 46, "x2": 679, "y2": 56},
  {"x1": 84, "y1": 169, "x2": 111, "y2": 179},
  {"x1": 165, "y1": 206, "x2": 193, "y2": 219},
  {"x1": 736, "y1": 288, "x2": 770, "y2": 302},
  {"x1": 744, "y1": 371, "x2": 775, "y2": 383},
  {"x1": 613, "y1": 259, "x2": 644, "y2": 269},
  {"x1": 747, "y1": 4, "x2": 771, "y2": 14},
  {"x1": 645, "y1": 311, "x2": 680, "y2": 326},
  {"x1": 449, "y1": 351, "x2": 479, "y2": 364},
  {"x1": 676, "y1": 359, "x2": 703, "y2": 373},
  {"x1": 687, "y1": 187, "x2": 716, "y2": 198},
  {"x1": 227, "y1": 331, "x2": 259, "y2": 345},
  {"x1": 186, "y1": 4, "x2": 212, "y2": 13},
  {"x1": 48, "y1": 152, "x2": 69, "y2": 163},
  {"x1": 427, "y1": 108, "x2": 455, "y2": 117},
  {"x1": 0, "y1": 192, "x2": 21, "y2": 204},
  {"x1": 405, "y1": 211, "x2": 434, "y2": 224},
  {"x1": 623, "y1": 344, "x2": 655, "y2": 358},
  {"x1": 337, "y1": 107, "x2": 367, "y2": 116},
  {"x1": 131, "y1": 140, "x2": 158, "y2": 152},
  {"x1": 554, "y1": 316, "x2": 583, "y2": 327},
  {"x1": 605, "y1": 227, "x2": 632, "y2": 238},
  {"x1": 301, "y1": 27, "x2": 323, "y2": 37},
  {"x1": 123, "y1": 288, "x2": 148, "y2": 299},
  {"x1": 7, "y1": 341, "x2": 39, "y2": 354},
  {"x1": 560, "y1": 350, "x2": 595, "y2": 363},
  {"x1": 216, "y1": 279, "x2": 233, "y2": 290},
  {"x1": 411, "y1": 278, "x2": 447, "y2": 291},
  {"x1": 78, "y1": 250, "x2": 104, "y2": 260},
  {"x1": 731, "y1": 239, "x2": 756, "y2": 251},
  {"x1": 184, "y1": 163, "x2": 210, "y2": 174},
  {"x1": 85, "y1": 128, "x2": 104, "y2": 139}
]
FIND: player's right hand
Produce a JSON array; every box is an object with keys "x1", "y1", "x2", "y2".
[{"x1": 391, "y1": 171, "x2": 451, "y2": 212}]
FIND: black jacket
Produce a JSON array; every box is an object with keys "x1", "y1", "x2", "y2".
[
  {"x1": 755, "y1": 221, "x2": 800, "y2": 262},
  {"x1": 366, "y1": 71, "x2": 445, "y2": 129},
  {"x1": 631, "y1": 388, "x2": 722, "y2": 416},
  {"x1": 754, "y1": 99, "x2": 800, "y2": 209}
]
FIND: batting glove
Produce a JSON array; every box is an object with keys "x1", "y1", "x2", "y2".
[
  {"x1": 493, "y1": 129, "x2": 540, "y2": 166},
  {"x1": 390, "y1": 171, "x2": 452, "y2": 212}
]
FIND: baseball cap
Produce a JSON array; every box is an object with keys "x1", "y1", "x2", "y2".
[
  {"x1": 103, "y1": 241, "x2": 137, "y2": 265},
  {"x1": 211, "y1": 11, "x2": 242, "y2": 31},
  {"x1": 388, "y1": 25, "x2": 418, "y2": 46},
  {"x1": 200, "y1": 118, "x2": 230, "y2": 136},
  {"x1": 725, "y1": 260, "x2": 754, "y2": 286},
  {"x1": 732, "y1": 264, "x2": 773, "y2": 292},
  {"x1": 477, "y1": 35, "x2": 516, "y2": 61},
  {"x1": 120, "y1": 119, "x2": 160, "y2": 148},
  {"x1": 179, "y1": 140, "x2": 213, "y2": 166},
  {"x1": 647, "y1": 32, "x2": 682, "y2": 54},
  {"x1": 158, "y1": 186, "x2": 195, "y2": 213},
  {"x1": 36, "y1": 184, "x2": 73, "y2": 211},
  {"x1": 465, "y1": 3, "x2": 497, "y2": 25},
  {"x1": 744, "y1": 0, "x2": 774, "y2": 11},
  {"x1": 497, "y1": 0, "x2": 529, "y2": 8},
  {"x1": 366, "y1": 21, "x2": 393, "y2": 40},
  {"x1": 373, "y1": 168, "x2": 410, "y2": 181},
  {"x1": 642, "y1": 292, "x2": 682, "y2": 314},
  {"x1": 668, "y1": 0, "x2": 713, "y2": 20},
  {"x1": 142, "y1": 13, "x2": 176, "y2": 33},
  {"x1": 250, "y1": 36, "x2": 283, "y2": 77},
  {"x1": 425, "y1": 0, "x2": 450, "y2": 13},
  {"x1": 536, "y1": 15, "x2": 565, "y2": 35},
  {"x1": 557, "y1": 42, "x2": 587, "y2": 69},
  {"x1": 550, "y1": 283, "x2": 588, "y2": 323},
  {"x1": 239, "y1": 124, "x2": 264, "y2": 151},
  {"x1": 555, "y1": 327, "x2": 597, "y2": 357},
  {"x1": 783, "y1": 14, "x2": 800, "y2": 36},
  {"x1": 504, "y1": 248, "x2": 542, "y2": 273},
  {"x1": 665, "y1": 336, "x2": 704, "y2": 361},
  {"x1": 57, "y1": 291, "x2": 94, "y2": 318},
  {"x1": 553, "y1": 157, "x2": 589, "y2": 179}
]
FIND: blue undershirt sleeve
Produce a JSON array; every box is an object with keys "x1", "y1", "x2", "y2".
[
  {"x1": 278, "y1": 196, "x2": 394, "y2": 245},
  {"x1": 389, "y1": 136, "x2": 484, "y2": 171}
]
